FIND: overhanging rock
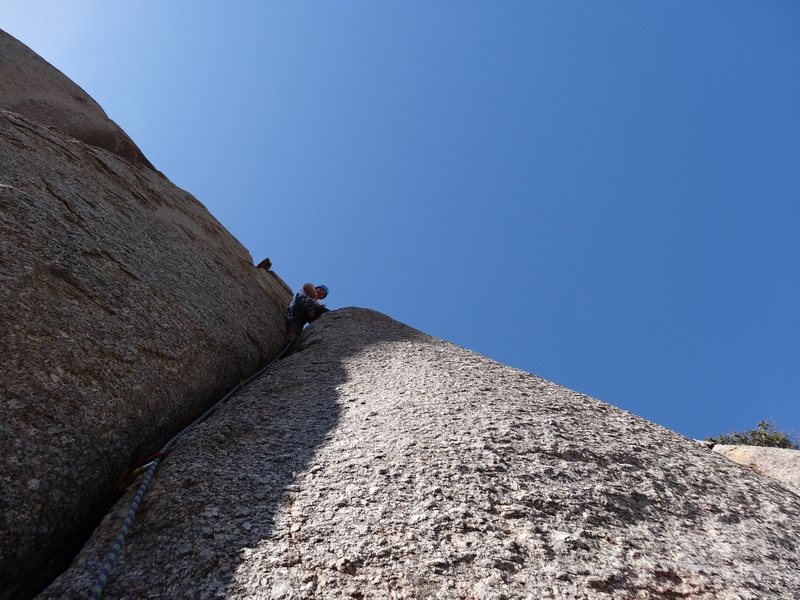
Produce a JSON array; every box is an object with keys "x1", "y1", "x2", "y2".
[
  {"x1": 43, "y1": 309, "x2": 800, "y2": 599},
  {"x1": 0, "y1": 29, "x2": 153, "y2": 168}
]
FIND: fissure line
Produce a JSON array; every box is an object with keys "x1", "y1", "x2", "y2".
[{"x1": 90, "y1": 341, "x2": 292, "y2": 600}]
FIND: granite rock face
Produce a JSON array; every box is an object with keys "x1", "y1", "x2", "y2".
[
  {"x1": 0, "y1": 109, "x2": 290, "y2": 598},
  {"x1": 44, "y1": 309, "x2": 800, "y2": 599},
  {"x1": 0, "y1": 29, "x2": 152, "y2": 167},
  {"x1": 713, "y1": 445, "x2": 800, "y2": 496}
]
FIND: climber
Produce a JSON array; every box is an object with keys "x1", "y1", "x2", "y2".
[{"x1": 286, "y1": 283, "x2": 330, "y2": 341}]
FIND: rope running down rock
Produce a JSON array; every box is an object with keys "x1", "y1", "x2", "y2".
[{"x1": 90, "y1": 342, "x2": 292, "y2": 599}]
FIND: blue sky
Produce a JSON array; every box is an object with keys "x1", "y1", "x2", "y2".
[{"x1": 4, "y1": 2, "x2": 798, "y2": 441}]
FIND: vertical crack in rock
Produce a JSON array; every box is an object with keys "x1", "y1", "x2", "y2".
[
  {"x1": 41, "y1": 309, "x2": 800, "y2": 599},
  {"x1": 0, "y1": 109, "x2": 290, "y2": 598}
]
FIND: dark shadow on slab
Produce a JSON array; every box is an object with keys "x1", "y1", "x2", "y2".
[{"x1": 40, "y1": 308, "x2": 428, "y2": 598}]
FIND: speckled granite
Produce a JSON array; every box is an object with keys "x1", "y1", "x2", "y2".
[
  {"x1": 0, "y1": 110, "x2": 290, "y2": 598},
  {"x1": 713, "y1": 444, "x2": 800, "y2": 496},
  {"x1": 43, "y1": 309, "x2": 800, "y2": 599}
]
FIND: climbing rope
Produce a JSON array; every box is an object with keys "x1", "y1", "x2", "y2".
[{"x1": 90, "y1": 341, "x2": 292, "y2": 599}]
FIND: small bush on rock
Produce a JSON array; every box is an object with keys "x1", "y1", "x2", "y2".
[{"x1": 707, "y1": 421, "x2": 798, "y2": 449}]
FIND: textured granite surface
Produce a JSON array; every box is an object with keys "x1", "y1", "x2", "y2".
[
  {"x1": 43, "y1": 309, "x2": 800, "y2": 599},
  {"x1": 713, "y1": 444, "x2": 800, "y2": 496},
  {"x1": 0, "y1": 29, "x2": 152, "y2": 167},
  {"x1": 0, "y1": 110, "x2": 290, "y2": 598}
]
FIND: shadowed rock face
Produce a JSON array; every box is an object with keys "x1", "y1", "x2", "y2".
[
  {"x1": 0, "y1": 29, "x2": 152, "y2": 167},
  {"x1": 0, "y1": 108, "x2": 290, "y2": 598},
  {"x1": 43, "y1": 309, "x2": 800, "y2": 599}
]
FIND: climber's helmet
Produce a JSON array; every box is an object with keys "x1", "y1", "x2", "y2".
[{"x1": 315, "y1": 285, "x2": 329, "y2": 300}]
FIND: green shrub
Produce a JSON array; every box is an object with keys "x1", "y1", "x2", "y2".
[{"x1": 707, "y1": 421, "x2": 798, "y2": 449}]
